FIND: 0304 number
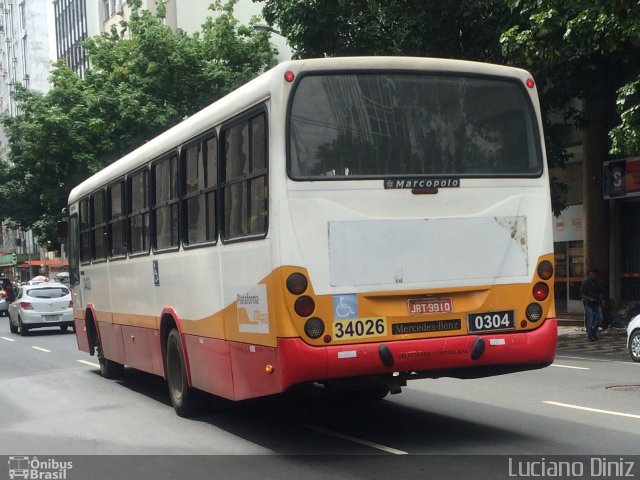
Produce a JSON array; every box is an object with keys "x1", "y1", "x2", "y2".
[
  {"x1": 467, "y1": 310, "x2": 515, "y2": 332},
  {"x1": 333, "y1": 318, "x2": 387, "y2": 339}
]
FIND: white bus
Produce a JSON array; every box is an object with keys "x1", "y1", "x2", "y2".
[{"x1": 68, "y1": 57, "x2": 557, "y2": 416}]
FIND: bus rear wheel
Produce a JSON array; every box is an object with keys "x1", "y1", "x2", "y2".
[{"x1": 166, "y1": 328, "x2": 200, "y2": 417}]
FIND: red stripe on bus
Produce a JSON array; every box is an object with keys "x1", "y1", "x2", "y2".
[{"x1": 278, "y1": 319, "x2": 557, "y2": 389}]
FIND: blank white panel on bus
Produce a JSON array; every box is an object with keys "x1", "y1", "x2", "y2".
[{"x1": 328, "y1": 217, "x2": 528, "y2": 287}]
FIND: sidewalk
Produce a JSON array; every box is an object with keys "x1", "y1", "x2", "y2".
[{"x1": 556, "y1": 323, "x2": 629, "y2": 360}]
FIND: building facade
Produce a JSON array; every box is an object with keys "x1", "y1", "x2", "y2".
[
  {"x1": 549, "y1": 101, "x2": 586, "y2": 314},
  {"x1": 53, "y1": 1, "x2": 290, "y2": 75},
  {"x1": 99, "y1": 0, "x2": 290, "y2": 61},
  {"x1": 0, "y1": 0, "x2": 54, "y2": 156},
  {"x1": 53, "y1": 0, "x2": 99, "y2": 77}
]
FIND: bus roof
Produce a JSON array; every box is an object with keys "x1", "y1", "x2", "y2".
[{"x1": 68, "y1": 56, "x2": 533, "y2": 205}]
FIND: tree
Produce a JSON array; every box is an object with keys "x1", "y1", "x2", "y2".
[
  {"x1": 0, "y1": 0, "x2": 277, "y2": 249},
  {"x1": 257, "y1": 0, "x2": 572, "y2": 207},
  {"x1": 500, "y1": 0, "x2": 640, "y2": 294},
  {"x1": 260, "y1": 0, "x2": 512, "y2": 62}
]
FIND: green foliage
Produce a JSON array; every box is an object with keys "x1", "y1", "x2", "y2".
[
  {"x1": 0, "y1": 0, "x2": 276, "y2": 249},
  {"x1": 259, "y1": 0, "x2": 640, "y2": 215},
  {"x1": 611, "y1": 77, "x2": 640, "y2": 156},
  {"x1": 260, "y1": 0, "x2": 513, "y2": 61},
  {"x1": 500, "y1": 0, "x2": 640, "y2": 157}
]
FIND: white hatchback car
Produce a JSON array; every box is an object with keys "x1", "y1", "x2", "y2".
[
  {"x1": 8, "y1": 282, "x2": 74, "y2": 336},
  {"x1": 627, "y1": 314, "x2": 640, "y2": 362}
]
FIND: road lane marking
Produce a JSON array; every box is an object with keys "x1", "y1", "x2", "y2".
[
  {"x1": 551, "y1": 364, "x2": 590, "y2": 370},
  {"x1": 556, "y1": 355, "x2": 638, "y2": 365},
  {"x1": 77, "y1": 360, "x2": 100, "y2": 368},
  {"x1": 302, "y1": 424, "x2": 408, "y2": 455},
  {"x1": 1, "y1": 336, "x2": 15, "y2": 342},
  {"x1": 32, "y1": 346, "x2": 51, "y2": 353},
  {"x1": 544, "y1": 401, "x2": 640, "y2": 419}
]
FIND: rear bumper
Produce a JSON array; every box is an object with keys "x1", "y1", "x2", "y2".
[
  {"x1": 21, "y1": 320, "x2": 74, "y2": 329},
  {"x1": 21, "y1": 311, "x2": 73, "y2": 325},
  {"x1": 278, "y1": 318, "x2": 557, "y2": 389}
]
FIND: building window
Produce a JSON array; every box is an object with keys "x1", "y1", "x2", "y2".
[
  {"x1": 21, "y1": 35, "x2": 27, "y2": 81},
  {"x1": 182, "y1": 135, "x2": 218, "y2": 246},
  {"x1": 221, "y1": 112, "x2": 268, "y2": 241},
  {"x1": 152, "y1": 155, "x2": 179, "y2": 250},
  {"x1": 108, "y1": 180, "x2": 127, "y2": 257},
  {"x1": 18, "y1": 2, "x2": 25, "y2": 32},
  {"x1": 621, "y1": 202, "x2": 640, "y2": 300},
  {"x1": 128, "y1": 169, "x2": 149, "y2": 254}
]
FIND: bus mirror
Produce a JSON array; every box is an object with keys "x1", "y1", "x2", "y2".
[
  {"x1": 58, "y1": 208, "x2": 69, "y2": 243},
  {"x1": 57, "y1": 219, "x2": 68, "y2": 243}
]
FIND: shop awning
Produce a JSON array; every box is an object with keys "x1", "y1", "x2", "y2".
[{"x1": 19, "y1": 259, "x2": 68, "y2": 268}]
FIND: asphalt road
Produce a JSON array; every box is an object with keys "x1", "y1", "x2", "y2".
[{"x1": 1, "y1": 322, "x2": 639, "y2": 479}]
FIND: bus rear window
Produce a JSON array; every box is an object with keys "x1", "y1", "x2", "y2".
[{"x1": 288, "y1": 73, "x2": 542, "y2": 179}]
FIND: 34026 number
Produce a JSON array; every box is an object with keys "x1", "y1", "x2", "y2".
[{"x1": 333, "y1": 318, "x2": 386, "y2": 339}]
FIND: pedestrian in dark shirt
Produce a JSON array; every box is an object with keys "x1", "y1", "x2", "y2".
[{"x1": 580, "y1": 268, "x2": 603, "y2": 342}]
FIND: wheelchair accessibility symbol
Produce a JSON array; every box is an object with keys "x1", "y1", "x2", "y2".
[{"x1": 333, "y1": 294, "x2": 358, "y2": 320}]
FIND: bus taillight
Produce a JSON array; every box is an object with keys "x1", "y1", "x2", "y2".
[
  {"x1": 286, "y1": 273, "x2": 308, "y2": 295},
  {"x1": 533, "y1": 282, "x2": 549, "y2": 301},
  {"x1": 304, "y1": 317, "x2": 325, "y2": 339},
  {"x1": 526, "y1": 303, "x2": 543, "y2": 322},
  {"x1": 294, "y1": 296, "x2": 315, "y2": 317},
  {"x1": 537, "y1": 261, "x2": 554, "y2": 280}
]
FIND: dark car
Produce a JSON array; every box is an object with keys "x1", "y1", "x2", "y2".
[{"x1": 0, "y1": 276, "x2": 14, "y2": 316}]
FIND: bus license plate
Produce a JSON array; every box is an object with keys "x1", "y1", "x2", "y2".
[
  {"x1": 467, "y1": 310, "x2": 515, "y2": 333},
  {"x1": 333, "y1": 317, "x2": 387, "y2": 340},
  {"x1": 407, "y1": 297, "x2": 453, "y2": 315}
]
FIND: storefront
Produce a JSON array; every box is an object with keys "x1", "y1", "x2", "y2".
[
  {"x1": 553, "y1": 205, "x2": 585, "y2": 314},
  {"x1": 604, "y1": 156, "x2": 640, "y2": 306}
]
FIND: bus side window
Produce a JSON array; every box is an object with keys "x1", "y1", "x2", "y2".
[
  {"x1": 152, "y1": 155, "x2": 179, "y2": 251},
  {"x1": 79, "y1": 198, "x2": 91, "y2": 263},
  {"x1": 222, "y1": 111, "x2": 268, "y2": 241},
  {"x1": 108, "y1": 180, "x2": 127, "y2": 257},
  {"x1": 128, "y1": 169, "x2": 150, "y2": 254},
  {"x1": 91, "y1": 190, "x2": 107, "y2": 261},
  {"x1": 183, "y1": 135, "x2": 218, "y2": 246}
]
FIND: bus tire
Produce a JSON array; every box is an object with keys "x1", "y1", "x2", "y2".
[
  {"x1": 96, "y1": 331, "x2": 124, "y2": 379},
  {"x1": 166, "y1": 328, "x2": 200, "y2": 417}
]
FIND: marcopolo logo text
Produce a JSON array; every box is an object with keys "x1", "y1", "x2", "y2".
[{"x1": 384, "y1": 178, "x2": 461, "y2": 189}]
